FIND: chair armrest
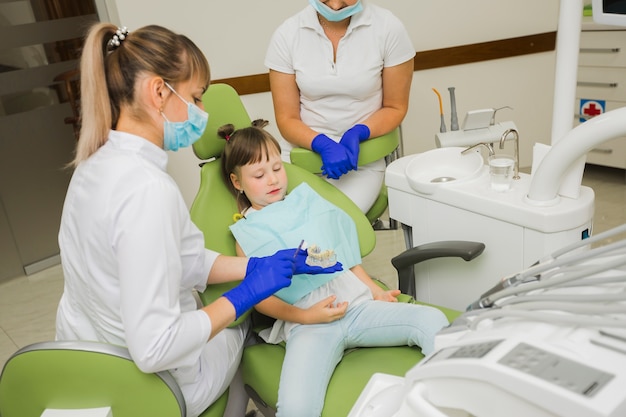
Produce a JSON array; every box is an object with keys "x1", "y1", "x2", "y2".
[
  {"x1": 289, "y1": 128, "x2": 400, "y2": 173},
  {"x1": 391, "y1": 241, "x2": 485, "y2": 299}
]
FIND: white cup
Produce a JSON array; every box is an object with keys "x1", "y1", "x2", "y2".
[{"x1": 489, "y1": 155, "x2": 515, "y2": 192}]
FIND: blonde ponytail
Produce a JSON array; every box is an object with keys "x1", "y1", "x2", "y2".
[{"x1": 71, "y1": 23, "x2": 116, "y2": 167}]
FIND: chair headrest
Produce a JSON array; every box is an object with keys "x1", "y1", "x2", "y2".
[{"x1": 193, "y1": 83, "x2": 252, "y2": 161}]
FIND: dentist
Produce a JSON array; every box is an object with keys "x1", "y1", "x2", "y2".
[{"x1": 55, "y1": 22, "x2": 335, "y2": 417}]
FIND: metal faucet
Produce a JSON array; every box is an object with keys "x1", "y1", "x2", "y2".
[
  {"x1": 499, "y1": 128, "x2": 520, "y2": 179},
  {"x1": 461, "y1": 142, "x2": 495, "y2": 157}
]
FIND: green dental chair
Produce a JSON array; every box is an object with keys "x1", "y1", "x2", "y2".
[
  {"x1": 190, "y1": 83, "x2": 485, "y2": 417},
  {"x1": 0, "y1": 340, "x2": 228, "y2": 417}
]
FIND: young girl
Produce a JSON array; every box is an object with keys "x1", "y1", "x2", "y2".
[{"x1": 219, "y1": 120, "x2": 449, "y2": 417}]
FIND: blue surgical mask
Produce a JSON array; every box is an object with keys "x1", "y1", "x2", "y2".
[
  {"x1": 309, "y1": 0, "x2": 363, "y2": 22},
  {"x1": 161, "y1": 82, "x2": 209, "y2": 152}
]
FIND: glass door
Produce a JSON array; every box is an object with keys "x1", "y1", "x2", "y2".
[{"x1": 0, "y1": 0, "x2": 98, "y2": 280}]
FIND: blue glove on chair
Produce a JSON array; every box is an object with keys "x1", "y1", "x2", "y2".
[
  {"x1": 223, "y1": 251, "x2": 295, "y2": 319},
  {"x1": 339, "y1": 124, "x2": 370, "y2": 170},
  {"x1": 311, "y1": 134, "x2": 353, "y2": 180},
  {"x1": 274, "y1": 248, "x2": 343, "y2": 275}
]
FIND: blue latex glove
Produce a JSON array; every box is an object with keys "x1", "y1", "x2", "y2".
[
  {"x1": 339, "y1": 124, "x2": 370, "y2": 170},
  {"x1": 274, "y1": 248, "x2": 344, "y2": 275},
  {"x1": 223, "y1": 251, "x2": 295, "y2": 319},
  {"x1": 311, "y1": 134, "x2": 353, "y2": 180}
]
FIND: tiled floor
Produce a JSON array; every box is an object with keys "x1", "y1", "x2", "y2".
[{"x1": 1, "y1": 164, "x2": 625, "y2": 372}]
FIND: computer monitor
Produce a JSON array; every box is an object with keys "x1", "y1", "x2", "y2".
[{"x1": 592, "y1": 0, "x2": 626, "y2": 26}]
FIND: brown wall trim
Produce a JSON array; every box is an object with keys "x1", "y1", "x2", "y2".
[
  {"x1": 414, "y1": 32, "x2": 557, "y2": 71},
  {"x1": 213, "y1": 31, "x2": 557, "y2": 96}
]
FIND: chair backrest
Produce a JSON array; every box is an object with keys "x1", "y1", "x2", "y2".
[
  {"x1": 0, "y1": 341, "x2": 186, "y2": 417},
  {"x1": 189, "y1": 83, "x2": 376, "y2": 307},
  {"x1": 193, "y1": 83, "x2": 252, "y2": 162}
]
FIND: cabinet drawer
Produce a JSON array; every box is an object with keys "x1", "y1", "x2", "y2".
[
  {"x1": 574, "y1": 99, "x2": 626, "y2": 169},
  {"x1": 577, "y1": 67, "x2": 626, "y2": 103},
  {"x1": 579, "y1": 30, "x2": 626, "y2": 67},
  {"x1": 585, "y1": 137, "x2": 626, "y2": 169}
]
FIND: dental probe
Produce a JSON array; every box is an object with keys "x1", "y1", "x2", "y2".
[{"x1": 294, "y1": 240, "x2": 305, "y2": 258}]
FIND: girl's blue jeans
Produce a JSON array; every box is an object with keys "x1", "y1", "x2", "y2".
[{"x1": 275, "y1": 300, "x2": 449, "y2": 417}]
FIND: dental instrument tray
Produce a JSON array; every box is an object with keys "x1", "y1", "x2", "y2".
[{"x1": 348, "y1": 224, "x2": 626, "y2": 417}]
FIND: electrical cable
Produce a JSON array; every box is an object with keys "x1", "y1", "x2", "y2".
[
  {"x1": 478, "y1": 251, "x2": 626, "y2": 307},
  {"x1": 516, "y1": 238, "x2": 626, "y2": 284},
  {"x1": 548, "y1": 223, "x2": 626, "y2": 260},
  {"x1": 491, "y1": 255, "x2": 626, "y2": 301},
  {"x1": 497, "y1": 291, "x2": 626, "y2": 308},
  {"x1": 468, "y1": 308, "x2": 626, "y2": 331},
  {"x1": 505, "y1": 301, "x2": 626, "y2": 315},
  {"x1": 557, "y1": 274, "x2": 626, "y2": 288}
]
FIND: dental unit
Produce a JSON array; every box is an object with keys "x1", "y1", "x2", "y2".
[
  {"x1": 349, "y1": 225, "x2": 626, "y2": 417},
  {"x1": 385, "y1": 0, "x2": 626, "y2": 311},
  {"x1": 349, "y1": 0, "x2": 626, "y2": 415}
]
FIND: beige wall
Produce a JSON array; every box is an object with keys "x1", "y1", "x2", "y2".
[{"x1": 104, "y1": 0, "x2": 561, "y2": 207}]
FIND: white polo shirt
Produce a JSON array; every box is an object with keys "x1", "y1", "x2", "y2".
[
  {"x1": 56, "y1": 130, "x2": 217, "y2": 381},
  {"x1": 265, "y1": 3, "x2": 415, "y2": 150}
]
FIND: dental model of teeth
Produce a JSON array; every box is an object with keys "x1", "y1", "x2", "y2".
[{"x1": 305, "y1": 244, "x2": 337, "y2": 268}]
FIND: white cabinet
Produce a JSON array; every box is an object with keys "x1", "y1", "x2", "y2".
[{"x1": 577, "y1": 19, "x2": 626, "y2": 169}]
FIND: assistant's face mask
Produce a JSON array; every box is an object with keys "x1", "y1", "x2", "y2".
[
  {"x1": 161, "y1": 82, "x2": 209, "y2": 152},
  {"x1": 309, "y1": 0, "x2": 363, "y2": 22}
]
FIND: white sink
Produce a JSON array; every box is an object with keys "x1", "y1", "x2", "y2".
[{"x1": 405, "y1": 147, "x2": 484, "y2": 194}]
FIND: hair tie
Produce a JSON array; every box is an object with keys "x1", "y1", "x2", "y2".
[
  {"x1": 224, "y1": 134, "x2": 231, "y2": 141},
  {"x1": 109, "y1": 26, "x2": 129, "y2": 50}
]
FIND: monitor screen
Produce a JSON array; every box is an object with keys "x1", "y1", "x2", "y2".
[{"x1": 592, "y1": 0, "x2": 626, "y2": 26}]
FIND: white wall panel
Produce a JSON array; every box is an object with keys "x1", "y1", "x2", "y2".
[{"x1": 106, "y1": 0, "x2": 562, "y2": 208}]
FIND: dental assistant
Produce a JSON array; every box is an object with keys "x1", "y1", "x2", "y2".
[
  {"x1": 55, "y1": 22, "x2": 319, "y2": 417},
  {"x1": 265, "y1": 0, "x2": 415, "y2": 213}
]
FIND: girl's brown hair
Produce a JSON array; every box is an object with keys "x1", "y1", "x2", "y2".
[
  {"x1": 218, "y1": 119, "x2": 282, "y2": 212},
  {"x1": 72, "y1": 23, "x2": 210, "y2": 166}
]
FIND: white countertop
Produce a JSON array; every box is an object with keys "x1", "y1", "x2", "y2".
[{"x1": 385, "y1": 154, "x2": 595, "y2": 234}]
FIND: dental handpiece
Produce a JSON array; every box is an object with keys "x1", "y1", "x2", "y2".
[{"x1": 448, "y1": 87, "x2": 459, "y2": 131}]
